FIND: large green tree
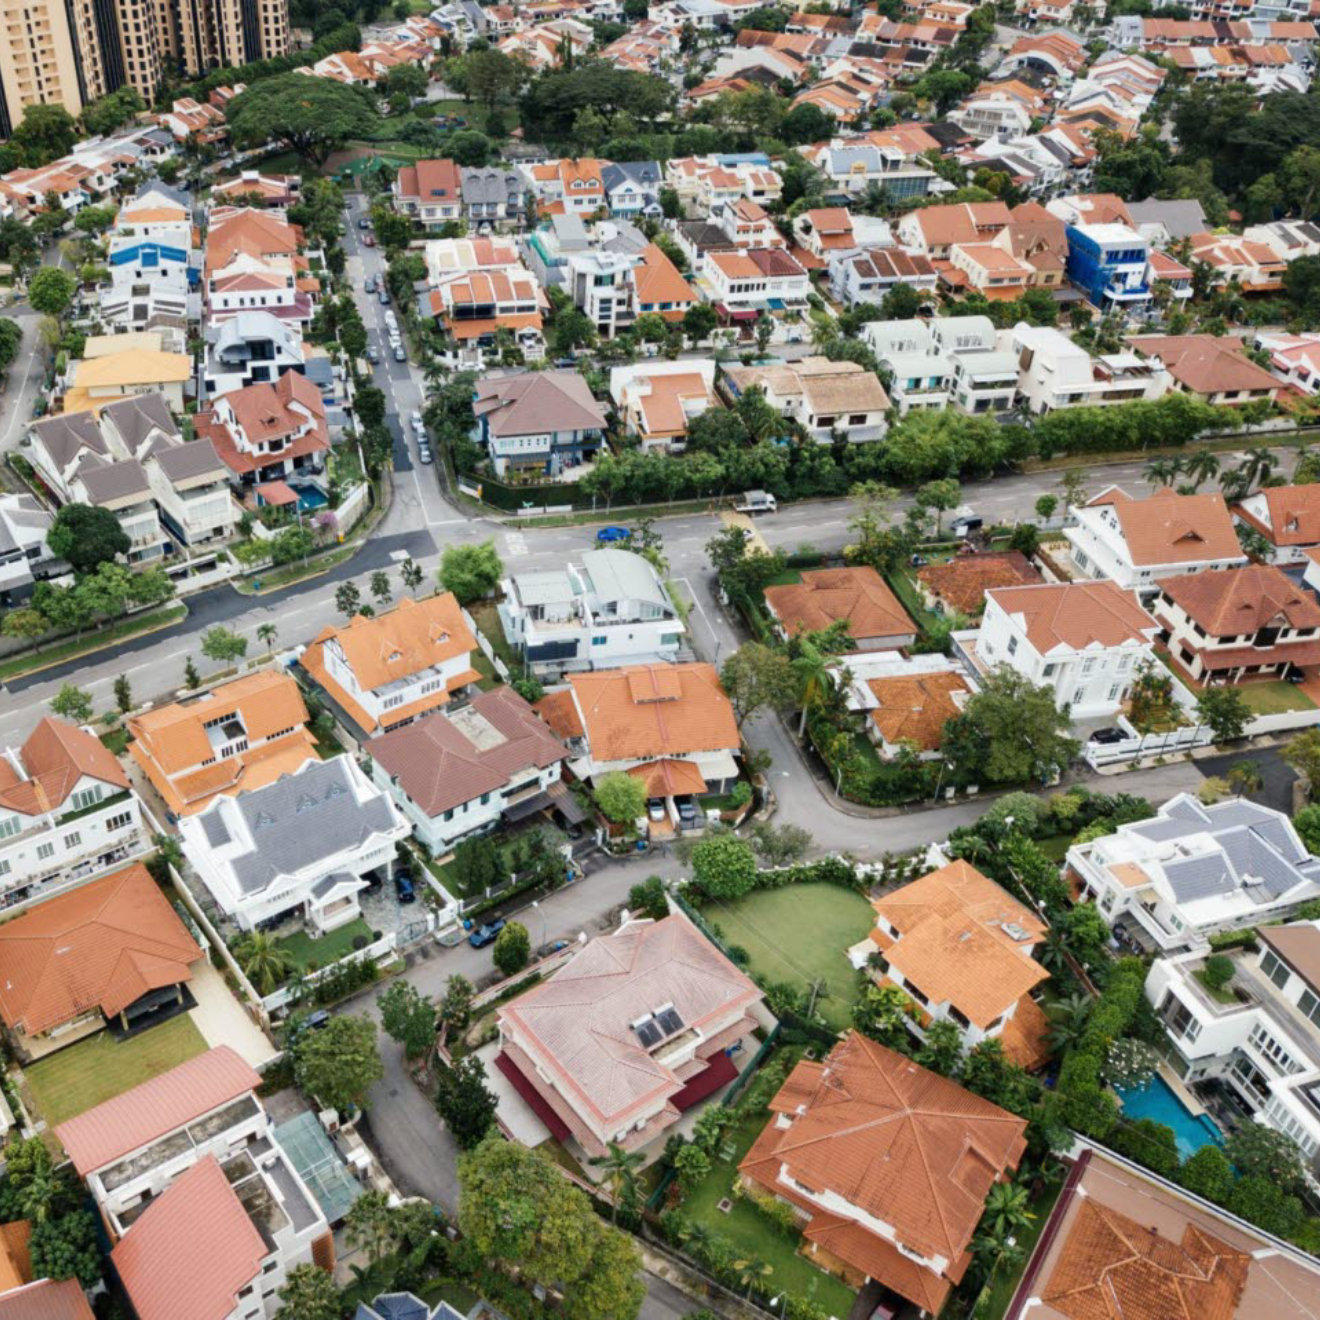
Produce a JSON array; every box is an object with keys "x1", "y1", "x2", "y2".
[
  {"x1": 46, "y1": 503, "x2": 127, "y2": 574},
  {"x1": 226, "y1": 73, "x2": 379, "y2": 167},
  {"x1": 277, "y1": 1264, "x2": 342, "y2": 1320},
  {"x1": 27, "y1": 267, "x2": 77, "y2": 317},
  {"x1": 434, "y1": 1054, "x2": 498, "y2": 1149},
  {"x1": 378, "y1": 980, "x2": 436, "y2": 1059},
  {"x1": 294, "y1": 1014, "x2": 383, "y2": 1113},
  {"x1": 438, "y1": 540, "x2": 502, "y2": 603},
  {"x1": 943, "y1": 668, "x2": 1078, "y2": 785}
]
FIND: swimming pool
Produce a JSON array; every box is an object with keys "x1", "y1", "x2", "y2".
[
  {"x1": 289, "y1": 483, "x2": 328, "y2": 514},
  {"x1": 1115, "y1": 1074, "x2": 1224, "y2": 1160}
]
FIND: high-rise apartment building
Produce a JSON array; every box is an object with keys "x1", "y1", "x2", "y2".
[{"x1": 0, "y1": 0, "x2": 290, "y2": 137}]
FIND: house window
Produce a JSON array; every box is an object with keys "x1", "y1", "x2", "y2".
[
  {"x1": 592, "y1": 636, "x2": 607, "y2": 646},
  {"x1": 1043, "y1": 663, "x2": 1056, "y2": 677},
  {"x1": 1299, "y1": 988, "x2": 1320, "y2": 1028},
  {"x1": 70, "y1": 786, "x2": 102, "y2": 811},
  {"x1": 1007, "y1": 636, "x2": 1018, "y2": 656},
  {"x1": 0, "y1": 817, "x2": 18, "y2": 841},
  {"x1": 63, "y1": 832, "x2": 81, "y2": 849},
  {"x1": 106, "y1": 812, "x2": 133, "y2": 831},
  {"x1": 36, "y1": 842, "x2": 55, "y2": 861},
  {"x1": 1261, "y1": 949, "x2": 1291, "y2": 989}
]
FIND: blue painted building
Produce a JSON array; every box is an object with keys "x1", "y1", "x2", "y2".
[{"x1": 1065, "y1": 222, "x2": 1152, "y2": 312}]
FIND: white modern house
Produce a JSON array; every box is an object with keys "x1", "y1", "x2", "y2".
[
  {"x1": 928, "y1": 316, "x2": 1020, "y2": 414},
  {"x1": 499, "y1": 549, "x2": 686, "y2": 678},
  {"x1": 974, "y1": 581, "x2": 1159, "y2": 719},
  {"x1": 1068, "y1": 794, "x2": 1320, "y2": 953},
  {"x1": 1146, "y1": 921, "x2": 1320, "y2": 1180},
  {"x1": 369, "y1": 687, "x2": 569, "y2": 855},
  {"x1": 863, "y1": 319, "x2": 952, "y2": 413},
  {"x1": 0, "y1": 718, "x2": 147, "y2": 912},
  {"x1": 0, "y1": 494, "x2": 57, "y2": 603},
  {"x1": 1066, "y1": 485, "x2": 1248, "y2": 594},
  {"x1": 179, "y1": 756, "x2": 408, "y2": 933},
  {"x1": 1009, "y1": 324, "x2": 1170, "y2": 413}
]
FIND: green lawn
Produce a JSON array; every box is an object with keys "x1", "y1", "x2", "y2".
[
  {"x1": 1237, "y1": 681, "x2": 1317, "y2": 715},
  {"x1": 1036, "y1": 834, "x2": 1072, "y2": 862},
  {"x1": 25, "y1": 1016, "x2": 208, "y2": 1125},
  {"x1": 699, "y1": 883, "x2": 874, "y2": 1031},
  {"x1": 276, "y1": 917, "x2": 374, "y2": 971},
  {"x1": 0, "y1": 605, "x2": 187, "y2": 682},
  {"x1": 886, "y1": 568, "x2": 942, "y2": 636},
  {"x1": 467, "y1": 600, "x2": 521, "y2": 675},
  {"x1": 472, "y1": 648, "x2": 500, "y2": 692},
  {"x1": 681, "y1": 1107, "x2": 856, "y2": 1317},
  {"x1": 99, "y1": 726, "x2": 131, "y2": 756}
]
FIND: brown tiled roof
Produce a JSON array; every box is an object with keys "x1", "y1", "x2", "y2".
[
  {"x1": 564, "y1": 663, "x2": 738, "y2": 763},
  {"x1": 765, "y1": 567, "x2": 913, "y2": 643},
  {"x1": 473, "y1": 371, "x2": 607, "y2": 438},
  {"x1": 0, "y1": 1280, "x2": 93, "y2": 1320},
  {"x1": 865, "y1": 670, "x2": 970, "y2": 751},
  {"x1": 627, "y1": 758, "x2": 707, "y2": 796},
  {"x1": 396, "y1": 158, "x2": 461, "y2": 202},
  {"x1": 370, "y1": 687, "x2": 567, "y2": 816},
  {"x1": 740, "y1": 1033, "x2": 1028, "y2": 1314},
  {"x1": 1237, "y1": 484, "x2": 1320, "y2": 547},
  {"x1": 57, "y1": 1046, "x2": 260, "y2": 1175},
  {"x1": 534, "y1": 689, "x2": 584, "y2": 740},
  {"x1": 873, "y1": 859, "x2": 1048, "y2": 1029},
  {"x1": 999, "y1": 993, "x2": 1052, "y2": 1071},
  {"x1": 0, "y1": 1221, "x2": 30, "y2": 1295},
  {"x1": 111, "y1": 1156, "x2": 266, "y2": 1320},
  {"x1": 988, "y1": 580, "x2": 1156, "y2": 653},
  {"x1": 917, "y1": 552, "x2": 1042, "y2": 615},
  {"x1": 498, "y1": 914, "x2": 760, "y2": 1129},
  {"x1": 1040, "y1": 1198, "x2": 1251, "y2": 1320},
  {"x1": 1156, "y1": 564, "x2": 1320, "y2": 638},
  {"x1": 1129, "y1": 334, "x2": 1279, "y2": 397},
  {"x1": 0, "y1": 718, "x2": 130, "y2": 818},
  {"x1": 1090, "y1": 486, "x2": 1242, "y2": 566},
  {"x1": 0, "y1": 864, "x2": 200, "y2": 1038},
  {"x1": 1257, "y1": 923, "x2": 1320, "y2": 993}
]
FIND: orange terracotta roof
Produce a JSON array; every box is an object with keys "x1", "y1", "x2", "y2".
[
  {"x1": 873, "y1": 859, "x2": 1048, "y2": 1029},
  {"x1": 534, "y1": 689, "x2": 585, "y2": 740},
  {"x1": 916, "y1": 552, "x2": 1042, "y2": 615},
  {"x1": 0, "y1": 1280, "x2": 92, "y2": 1320},
  {"x1": 1237, "y1": 483, "x2": 1320, "y2": 547},
  {"x1": 766, "y1": 567, "x2": 912, "y2": 644},
  {"x1": 565, "y1": 663, "x2": 738, "y2": 763},
  {"x1": 0, "y1": 1221, "x2": 31, "y2": 1294},
  {"x1": 865, "y1": 670, "x2": 971, "y2": 751},
  {"x1": 627, "y1": 758, "x2": 707, "y2": 797},
  {"x1": 57, "y1": 1046, "x2": 260, "y2": 1175},
  {"x1": 0, "y1": 864, "x2": 200, "y2": 1038},
  {"x1": 987, "y1": 580, "x2": 1156, "y2": 653},
  {"x1": 111, "y1": 1156, "x2": 266, "y2": 1320},
  {"x1": 1090, "y1": 486, "x2": 1245, "y2": 567},
  {"x1": 0, "y1": 717, "x2": 130, "y2": 818},
  {"x1": 999, "y1": 992, "x2": 1052, "y2": 1071},
  {"x1": 634, "y1": 243, "x2": 696, "y2": 313},
  {"x1": 740, "y1": 1033, "x2": 1028, "y2": 1314},
  {"x1": 1157, "y1": 564, "x2": 1320, "y2": 638}
]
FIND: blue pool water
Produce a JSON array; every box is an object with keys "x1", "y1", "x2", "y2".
[
  {"x1": 1115, "y1": 1075, "x2": 1224, "y2": 1160},
  {"x1": 289, "y1": 484, "x2": 328, "y2": 514}
]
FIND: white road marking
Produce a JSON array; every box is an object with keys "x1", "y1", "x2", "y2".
[{"x1": 505, "y1": 533, "x2": 529, "y2": 557}]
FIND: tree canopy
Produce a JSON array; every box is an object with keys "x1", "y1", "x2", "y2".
[
  {"x1": 47, "y1": 504, "x2": 128, "y2": 573},
  {"x1": 226, "y1": 73, "x2": 379, "y2": 167}
]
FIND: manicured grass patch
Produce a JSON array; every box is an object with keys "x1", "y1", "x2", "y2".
[
  {"x1": 886, "y1": 568, "x2": 942, "y2": 635},
  {"x1": 233, "y1": 546, "x2": 355, "y2": 595},
  {"x1": 99, "y1": 726, "x2": 131, "y2": 756},
  {"x1": 698, "y1": 882, "x2": 874, "y2": 1031},
  {"x1": 763, "y1": 569, "x2": 802, "y2": 588},
  {"x1": 467, "y1": 600, "x2": 521, "y2": 674},
  {"x1": 0, "y1": 605, "x2": 187, "y2": 682},
  {"x1": 1237, "y1": 680, "x2": 1317, "y2": 715},
  {"x1": 276, "y1": 917, "x2": 374, "y2": 972},
  {"x1": 1195, "y1": 968, "x2": 1240, "y2": 1004},
  {"x1": 472, "y1": 648, "x2": 500, "y2": 692},
  {"x1": 24, "y1": 1015, "x2": 208, "y2": 1125},
  {"x1": 1037, "y1": 834, "x2": 1072, "y2": 862},
  {"x1": 680, "y1": 1107, "x2": 856, "y2": 1316}
]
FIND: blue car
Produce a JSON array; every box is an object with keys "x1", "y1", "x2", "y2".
[
  {"x1": 467, "y1": 918, "x2": 506, "y2": 949},
  {"x1": 596, "y1": 526, "x2": 630, "y2": 544}
]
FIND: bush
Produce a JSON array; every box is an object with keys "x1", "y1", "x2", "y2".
[
  {"x1": 626, "y1": 876, "x2": 669, "y2": 921},
  {"x1": 492, "y1": 921, "x2": 530, "y2": 977},
  {"x1": 689, "y1": 835, "x2": 758, "y2": 900},
  {"x1": 1112, "y1": 1118, "x2": 1181, "y2": 1177},
  {"x1": 1202, "y1": 953, "x2": 1234, "y2": 990}
]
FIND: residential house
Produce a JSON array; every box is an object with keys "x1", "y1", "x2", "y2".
[
  {"x1": 536, "y1": 663, "x2": 740, "y2": 807},
  {"x1": 799, "y1": 138, "x2": 938, "y2": 201},
  {"x1": 69, "y1": 454, "x2": 169, "y2": 565},
  {"x1": 0, "y1": 1282, "x2": 92, "y2": 1319},
  {"x1": 1010, "y1": 324, "x2": 1171, "y2": 414},
  {"x1": 1127, "y1": 197, "x2": 1208, "y2": 246},
  {"x1": 700, "y1": 247, "x2": 812, "y2": 336},
  {"x1": 601, "y1": 161, "x2": 664, "y2": 217},
  {"x1": 1242, "y1": 218, "x2": 1320, "y2": 263},
  {"x1": 739, "y1": 1032, "x2": 1027, "y2": 1313},
  {"x1": 830, "y1": 247, "x2": 939, "y2": 309},
  {"x1": 1255, "y1": 331, "x2": 1320, "y2": 396},
  {"x1": 1066, "y1": 485, "x2": 1247, "y2": 593},
  {"x1": 610, "y1": 361, "x2": 717, "y2": 451},
  {"x1": 472, "y1": 371, "x2": 607, "y2": 479},
  {"x1": 838, "y1": 651, "x2": 975, "y2": 760},
  {"x1": 500, "y1": 549, "x2": 686, "y2": 677},
  {"x1": 60, "y1": 342, "x2": 191, "y2": 416},
  {"x1": 709, "y1": 198, "x2": 784, "y2": 251},
  {"x1": 370, "y1": 687, "x2": 569, "y2": 855},
  {"x1": 665, "y1": 155, "x2": 781, "y2": 213},
  {"x1": 1008, "y1": 1143, "x2": 1320, "y2": 1320},
  {"x1": 764, "y1": 567, "x2": 915, "y2": 650},
  {"x1": 0, "y1": 717, "x2": 146, "y2": 911},
  {"x1": 943, "y1": 241, "x2": 1036, "y2": 301},
  {"x1": 1148, "y1": 248, "x2": 1195, "y2": 301},
  {"x1": 567, "y1": 247, "x2": 644, "y2": 339},
  {"x1": 158, "y1": 98, "x2": 227, "y2": 144},
  {"x1": 521, "y1": 157, "x2": 607, "y2": 216},
  {"x1": 862, "y1": 319, "x2": 951, "y2": 413},
  {"x1": 632, "y1": 243, "x2": 699, "y2": 325},
  {"x1": 1151, "y1": 565, "x2": 1320, "y2": 682},
  {"x1": 1187, "y1": 231, "x2": 1287, "y2": 294},
  {"x1": 894, "y1": 201, "x2": 1011, "y2": 260},
  {"x1": 60, "y1": 1048, "x2": 335, "y2": 1320},
  {"x1": 929, "y1": 315, "x2": 1020, "y2": 414},
  {"x1": 0, "y1": 863, "x2": 201, "y2": 1060},
  {"x1": 1128, "y1": 334, "x2": 1280, "y2": 406},
  {"x1": 424, "y1": 266, "x2": 546, "y2": 367},
  {"x1": 791, "y1": 208, "x2": 891, "y2": 262},
  {"x1": 721, "y1": 357, "x2": 889, "y2": 442},
  {"x1": 460, "y1": 166, "x2": 524, "y2": 228},
  {"x1": 1067, "y1": 792, "x2": 1320, "y2": 952},
  {"x1": 128, "y1": 670, "x2": 318, "y2": 818},
  {"x1": 212, "y1": 172, "x2": 300, "y2": 208},
  {"x1": 180, "y1": 754, "x2": 408, "y2": 933},
  {"x1": 300, "y1": 594, "x2": 481, "y2": 737},
  {"x1": 975, "y1": 580, "x2": 1159, "y2": 719},
  {"x1": 1145, "y1": 921, "x2": 1320, "y2": 1176},
  {"x1": 193, "y1": 371, "x2": 329, "y2": 492},
  {"x1": 495, "y1": 913, "x2": 762, "y2": 1156},
  {"x1": 916, "y1": 551, "x2": 1043, "y2": 617},
  {"x1": 101, "y1": 188, "x2": 196, "y2": 338},
  {"x1": 860, "y1": 858, "x2": 1051, "y2": 1068},
  {"x1": 1234, "y1": 484, "x2": 1320, "y2": 563},
  {"x1": 204, "y1": 254, "x2": 316, "y2": 332},
  {"x1": 1063, "y1": 221, "x2": 1153, "y2": 312},
  {"x1": 200, "y1": 311, "x2": 308, "y2": 398},
  {"x1": 0, "y1": 494, "x2": 56, "y2": 604},
  {"x1": 392, "y1": 159, "x2": 464, "y2": 227}
]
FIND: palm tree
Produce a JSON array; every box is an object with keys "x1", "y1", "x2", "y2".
[
  {"x1": 1227, "y1": 759, "x2": 1264, "y2": 798},
  {"x1": 1182, "y1": 449, "x2": 1220, "y2": 491},
  {"x1": 792, "y1": 640, "x2": 832, "y2": 739},
  {"x1": 731, "y1": 1255, "x2": 774, "y2": 1300},
  {"x1": 235, "y1": 931, "x2": 293, "y2": 996},
  {"x1": 1046, "y1": 991, "x2": 1093, "y2": 1054},
  {"x1": 979, "y1": 1180, "x2": 1036, "y2": 1241},
  {"x1": 345, "y1": 1190, "x2": 398, "y2": 1266},
  {"x1": 591, "y1": 1142, "x2": 645, "y2": 1224},
  {"x1": 21, "y1": 1166, "x2": 62, "y2": 1225},
  {"x1": 1239, "y1": 445, "x2": 1277, "y2": 492},
  {"x1": 256, "y1": 622, "x2": 278, "y2": 654},
  {"x1": 1143, "y1": 457, "x2": 1180, "y2": 490}
]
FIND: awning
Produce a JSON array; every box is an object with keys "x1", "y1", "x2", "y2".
[
  {"x1": 547, "y1": 779, "x2": 588, "y2": 825},
  {"x1": 626, "y1": 759, "x2": 707, "y2": 798},
  {"x1": 255, "y1": 480, "x2": 298, "y2": 507},
  {"x1": 503, "y1": 790, "x2": 553, "y2": 824},
  {"x1": 715, "y1": 305, "x2": 759, "y2": 321},
  {"x1": 494, "y1": 1051, "x2": 572, "y2": 1142},
  {"x1": 672, "y1": 1050, "x2": 739, "y2": 1112}
]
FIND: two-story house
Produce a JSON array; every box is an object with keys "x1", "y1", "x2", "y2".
[
  {"x1": 1066, "y1": 485, "x2": 1248, "y2": 594},
  {"x1": 863, "y1": 319, "x2": 951, "y2": 413},
  {"x1": 500, "y1": 549, "x2": 686, "y2": 677},
  {"x1": 460, "y1": 165, "x2": 524, "y2": 228},
  {"x1": 472, "y1": 371, "x2": 608, "y2": 479},
  {"x1": 392, "y1": 158, "x2": 464, "y2": 226},
  {"x1": 601, "y1": 161, "x2": 664, "y2": 217},
  {"x1": 301, "y1": 593, "x2": 481, "y2": 736},
  {"x1": 0, "y1": 717, "x2": 146, "y2": 913},
  {"x1": 1067, "y1": 793, "x2": 1320, "y2": 953},
  {"x1": 370, "y1": 687, "x2": 569, "y2": 854},
  {"x1": 609, "y1": 360, "x2": 717, "y2": 451},
  {"x1": 829, "y1": 247, "x2": 939, "y2": 309},
  {"x1": 179, "y1": 754, "x2": 408, "y2": 933},
  {"x1": 201, "y1": 311, "x2": 307, "y2": 398},
  {"x1": 1063, "y1": 221, "x2": 1153, "y2": 312},
  {"x1": 0, "y1": 494, "x2": 56, "y2": 604},
  {"x1": 700, "y1": 248, "x2": 811, "y2": 336},
  {"x1": 929, "y1": 315, "x2": 1020, "y2": 414},
  {"x1": 975, "y1": 580, "x2": 1159, "y2": 719},
  {"x1": 721, "y1": 357, "x2": 889, "y2": 442},
  {"x1": 1234, "y1": 484, "x2": 1320, "y2": 564},
  {"x1": 1151, "y1": 565, "x2": 1320, "y2": 682},
  {"x1": 1010, "y1": 324, "x2": 1171, "y2": 413}
]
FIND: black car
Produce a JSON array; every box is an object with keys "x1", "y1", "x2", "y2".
[
  {"x1": 394, "y1": 871, "x2": 416, "y2": 903},
  {"x1": 1089, "y1": 727, "x2": 1127, "y2": 744}
]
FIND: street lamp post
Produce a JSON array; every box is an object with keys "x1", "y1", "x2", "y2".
[{"x1": 531, "y1": 899, "x2": 547, "y2": 951}]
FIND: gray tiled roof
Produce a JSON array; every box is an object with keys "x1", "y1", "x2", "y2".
[
  {"x1": 100, "y1": 394, "x2": 180, "y2": 455},
  {"x1": 78, "y1": 458, "x2": 152, "y2": 506},
  {"x1": 30, "y1": 412, "x2": 106, "y2": 474},
  {"x1": 152, "y1": 439, "x2": 227, "y2": 484}
]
